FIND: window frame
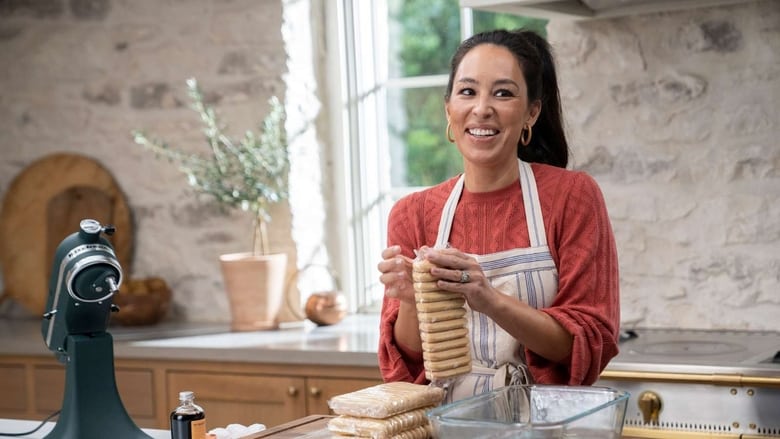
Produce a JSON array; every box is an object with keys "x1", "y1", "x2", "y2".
[{"x1": 325, "y1": 1, "x2": 488, "y2": 313}]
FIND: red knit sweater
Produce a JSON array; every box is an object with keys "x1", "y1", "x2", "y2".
[{"x1": 378, "y1": 162, "x2": 620, "y2": 385}]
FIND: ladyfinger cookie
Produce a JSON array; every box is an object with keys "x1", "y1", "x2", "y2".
[
  {"x1": 416, "y1": 307, "x2": 466, "y2": 323},
  {"x1": 419, "y1": 326, "x2": 468, "y2": 343},
  {"x1": 412, "y1": 281, "x2": 441, "y2": 292},
  {"x1": 424, "y1": 352, "x2": 472, "y2": 372},
  {"x1": 421, "y1": 336, "x2": 469, "y2": 352},
  {"x1": 418, "y1": 317, "x2": 467, "y2": 333},
  {"x1": 394, "y1": 424, "x2": 432, "y2": 439},
  {"x1": 412, "y1": 258, "x2": 435, "y2": 272},
  {"x1": 415, "y1": 291, "x2": 461, "y2": 303},
  {"x1": 415, "y1": 297, "x2": 465, "y2": 313},
  {"x1": 412, "y1": 270, "x2": 437, "y2": 282},
  {"x1": 426, "y1": 363, "x2": 473, "y2": 381},
  {"x1": 422, "y1": 345, "x2": 470, "y2": 362}
]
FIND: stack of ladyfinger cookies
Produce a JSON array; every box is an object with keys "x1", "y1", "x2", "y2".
[
  {"x1": 412, "y1": 258, "x2": 472, "y2": 381},
  {"x1": 327, "y1": 382, "x2": 445, "y2": 438}
]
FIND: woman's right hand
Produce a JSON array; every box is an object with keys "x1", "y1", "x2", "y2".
[{"x1": 377, "y1": 245, "x2": 415, "y2": 305}]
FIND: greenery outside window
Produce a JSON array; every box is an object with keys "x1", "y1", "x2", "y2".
[{"x1": 331, "y1": 0, "x2": 547, "y2": 313}]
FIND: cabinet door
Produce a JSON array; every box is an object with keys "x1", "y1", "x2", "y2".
[
  {"x1": 0, "y1": 363, "x2": 27, "y2": 416},
  {"x1": 167, "y1": 371, "x2": 307, "y2": 429},
  {"x1": 305, "y1": 377, "x2": 383, "y2": 415},
  {"x1": 31, "y1": 364, "x2": 157, "y2": 428}
]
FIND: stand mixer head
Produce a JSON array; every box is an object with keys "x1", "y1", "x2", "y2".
[
  {"x1": 40, "y1": 219, "x2": 151, "y2": 439},
  {"x1": 42, "y1": 219, "x2": 122, "y2": 358}
]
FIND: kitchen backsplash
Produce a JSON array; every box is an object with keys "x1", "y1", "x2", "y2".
[{"x1": 547, "y1": 0, "x2": 779, "y2": 330}]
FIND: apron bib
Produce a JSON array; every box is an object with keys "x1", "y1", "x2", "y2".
[{"x1": 434, "y1": 159, "x2": 559, "y2": 402}]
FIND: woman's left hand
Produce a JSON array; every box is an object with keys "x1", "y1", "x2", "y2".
[{"x1": 419, "y1": 246, "x2": 498, "y2": 314}]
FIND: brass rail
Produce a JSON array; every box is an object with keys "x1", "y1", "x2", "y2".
[{"x1": 601, "y1": 370, "x2": 780, "y2": 388}]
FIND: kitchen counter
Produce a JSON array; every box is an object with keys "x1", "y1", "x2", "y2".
[
  {"x1": 240, "y1": 415, "x2": 653, "y2": 438},
  {"x1": 4, "y1": 316, "x2": 779, "y2": 374},
  {"x1": 0, "y1": 418, "x2": 169, "y2": 438},
  {"x1": 0, "y1": 315, "x2": 384, "y2": 431},
  {"x1": 3, "y1": 317, "x2": 779, "y2": 437},
  {"x1": 0, "y1": 314, "x2": 381, "y2": 367}
]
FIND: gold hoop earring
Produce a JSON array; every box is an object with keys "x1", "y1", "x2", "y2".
[
  {"x1": 446, "y1": 122, "x2": 455, "y2": 143},
  {"x1": 520, "y1": 124, "x2": 532, "y2": 146}
]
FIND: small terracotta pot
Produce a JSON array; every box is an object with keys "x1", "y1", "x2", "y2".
[{"x1": 219, "y1": 252, "x2": 288, "y2": 331}]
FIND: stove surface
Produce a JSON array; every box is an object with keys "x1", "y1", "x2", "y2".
[{"x1": 607, "y1": 327, "x2": 780, "y2": 375}]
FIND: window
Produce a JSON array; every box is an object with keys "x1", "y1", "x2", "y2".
[{"x1": 327, "y1": 1, "x2": 547, "y2": 313}]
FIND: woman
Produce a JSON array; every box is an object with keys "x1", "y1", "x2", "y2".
[{"x1": 377, "y1": 29, "x2": 620, "y2": 401}]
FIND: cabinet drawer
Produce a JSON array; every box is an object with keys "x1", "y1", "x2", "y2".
[
  {"x1": 167, "y1": 371, "x2": 307, "y2": 429},
  {"x1": 305, "y1": 377, "x2": 383, "y2": 415}
]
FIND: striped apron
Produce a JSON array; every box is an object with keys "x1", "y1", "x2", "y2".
[{"x1": 434, "y1": 159, "x2": 559, "y2": 403}]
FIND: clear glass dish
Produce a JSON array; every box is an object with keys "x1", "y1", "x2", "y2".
[{"x1": 426, "y1": 385, "x2": 629, "y2": 439}]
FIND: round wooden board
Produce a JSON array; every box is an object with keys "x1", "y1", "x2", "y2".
[{"x1": 0, "y1": 153, "x2": 133, "y2": 316}]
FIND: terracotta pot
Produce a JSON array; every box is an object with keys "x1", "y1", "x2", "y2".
[{"x1": 219, "y1": 252, "x2": 288, "y2": 331}]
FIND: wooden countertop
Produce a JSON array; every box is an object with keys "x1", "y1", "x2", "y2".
[{"x1": 246, "y1": 415, "x2": 653, "y2": 438}]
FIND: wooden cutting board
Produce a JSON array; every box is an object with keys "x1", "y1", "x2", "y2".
[{"x1": 0, "y1": 152, "x2": 133, "y2": 316}]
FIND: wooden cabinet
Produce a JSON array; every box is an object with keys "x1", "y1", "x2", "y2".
[
  {"x1": 167, "y1": 371, "x2": 307, "y2": 428},
  {"x1": 0, "y1": 363, "x2": 27, "y2": 415},
  {"x1": 162, "y1": 363, "x2": 382, "y2": 430},
  {"x1": 0, "y1": 355, "x2": 382, "y2": 430},
  {"x1": 0, "y1": 356, "x2": 159, "y2": 428}
]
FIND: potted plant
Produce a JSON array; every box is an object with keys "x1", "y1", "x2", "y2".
[{"x1": 132, "y1": 78, "x2": 290, "y2": 331}]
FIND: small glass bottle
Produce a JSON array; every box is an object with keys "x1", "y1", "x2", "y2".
[{"x1": 170, "y1": 390, "x2": 206, "y2": 439}]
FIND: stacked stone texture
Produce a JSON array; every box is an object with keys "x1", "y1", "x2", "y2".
[
  {"x1": 0, "y1": 0, "x2": 777, "y2": 329},
  {"x1": 0, "y1": 0, "x2": 294, "y2": 322},
  {"x1": 548, "y1": 0, "x2": 779, "y2": 330}
]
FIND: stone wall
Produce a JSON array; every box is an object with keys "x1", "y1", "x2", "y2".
[
  {"x1": 0, "y1": 0, "x2": 296, "y2": 322},
  {"x1": 549, "y1": 0, "x2": 779, "y2": 330},
  {"x1": 0, "y1": 0, "x2": 777, "y2": 330}
]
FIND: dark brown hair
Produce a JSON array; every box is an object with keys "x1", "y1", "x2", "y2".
[{"x1": 445, "y1": 29, "x2": 569, "y2": 168}]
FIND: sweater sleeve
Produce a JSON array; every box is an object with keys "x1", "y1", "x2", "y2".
[
  {"x1": 526, "y1": 172, "x2": 620, "y2": 385},
  {"x1": 377, "y1": 194, "x2": 429, "y2": 384},
  {"x1": 379, "y1": 295, "x2": 427, "y2": 383}
]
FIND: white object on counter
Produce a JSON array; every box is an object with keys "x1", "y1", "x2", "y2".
[
  {"x1": 0, "y1": 418, "x2": 170, "y2": 439},
  {"x1": 209, "y1": 423, "x2": 266, "y2": 439}
]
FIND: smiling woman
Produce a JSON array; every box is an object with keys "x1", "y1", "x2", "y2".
[{"x1": 376, "y1": 28, "x2": 621, "y2": 402}]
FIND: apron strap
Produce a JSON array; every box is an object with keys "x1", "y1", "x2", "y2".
[
  {"x1": 518, "y1": 159, "x2": 547, "y2": 247},
  {"x1": 471, "y1": 363, "x2": 532, "y2": 389},
  {"x1": 493, "y1": 362, "x2": 532, "y2": 387},
  {"x1": 435, "y1": 174, "x2": 464, "y2": 248}
]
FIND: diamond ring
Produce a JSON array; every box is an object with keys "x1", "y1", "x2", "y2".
[{"x1": 459, "y1": 270, "x2": 470, "y2": 283}]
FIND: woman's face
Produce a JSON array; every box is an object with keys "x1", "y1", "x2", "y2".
[{"x1": 445, "y1": 43, "x2": 540, "y2": 167}]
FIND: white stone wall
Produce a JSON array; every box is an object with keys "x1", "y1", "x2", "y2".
[
  {"x1": 0, "y1": 0, "x2": 777, "y2": 330},
  {"x1": 548, "y1": 0, "x2": 780, "y2": 330},
  {"x1": 0, "y1": 0, "x2": 296, "y2": 322}
]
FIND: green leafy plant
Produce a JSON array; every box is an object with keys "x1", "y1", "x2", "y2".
[{"x1": 132, "y1": 78, "x2": 289, "y2": 255}]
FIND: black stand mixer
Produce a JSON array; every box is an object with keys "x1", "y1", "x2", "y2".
[{"x1": 41, "y1": 219, "x2": 152, "y2": 439}]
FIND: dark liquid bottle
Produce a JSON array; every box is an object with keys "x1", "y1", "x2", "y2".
[{"x1": 170, "y1": 390, "x2": 206, "y2": 439}]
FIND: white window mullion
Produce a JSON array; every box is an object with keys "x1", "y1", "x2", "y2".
[{"x1": 332, "y1": 2, "x2": 485, "y2": 313}]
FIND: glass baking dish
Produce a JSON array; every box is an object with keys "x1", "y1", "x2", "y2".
[{"x1": 426, "y1": 385, "x2": 629, "y2": 438}]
